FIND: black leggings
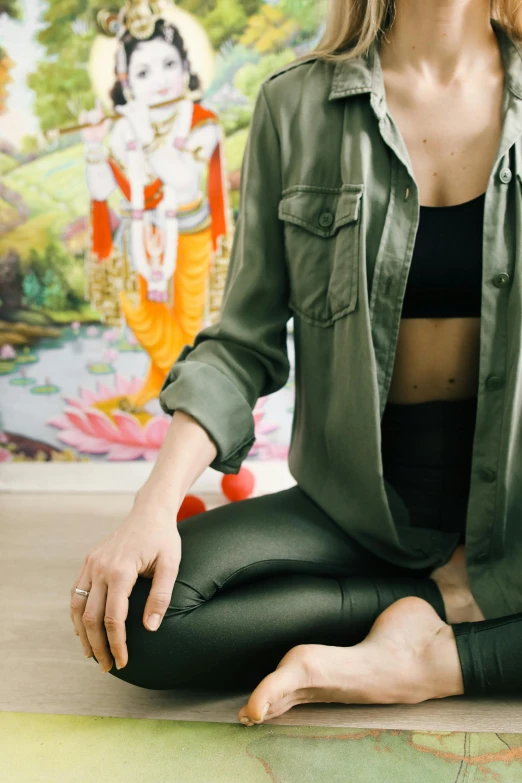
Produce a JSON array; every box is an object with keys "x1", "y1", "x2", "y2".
[{"x1": 101, "y1": 397, "x2": 522, "y2": 696}]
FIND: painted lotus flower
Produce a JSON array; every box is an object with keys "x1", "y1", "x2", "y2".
[
  {"x1": 250, "y1": 397, "x2": 289, "y2": 460},
  {"x1": 1, "y1": 345, "x2": 16, "y2": 360},
  {"x1": 103, "y1": 329, "x2": 120, "y2": 344},
  {"x1": 103, "y1": 348, "x2": 118, "y2": 363},
  {"x1": 48, "y1": 375, "x2": 171, "y2": 460}
]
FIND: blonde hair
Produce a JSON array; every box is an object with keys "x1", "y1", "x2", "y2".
[{"x1": 295, "y1": 0, "x2": 522, "y2": 64}]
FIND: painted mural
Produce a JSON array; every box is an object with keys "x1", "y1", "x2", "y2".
[{"x1": 0, "y1": 0, "x2": 322, "y2": 462}]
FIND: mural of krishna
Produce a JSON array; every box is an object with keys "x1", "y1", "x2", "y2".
[
  {"x1": 82, "y1": 0, "x2": 230, "y2": 408},
  {"x1": 0, "y1": 0, "x2": 322, "y2": 463}
]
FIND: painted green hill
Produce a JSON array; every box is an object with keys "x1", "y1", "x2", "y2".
[{"x1": 0, "y1": 144, "x2": 89, "y2": 255}]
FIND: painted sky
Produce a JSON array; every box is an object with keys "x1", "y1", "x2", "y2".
[{"x1": 0, "y1": 0, "x2": 46, "y2": 141}]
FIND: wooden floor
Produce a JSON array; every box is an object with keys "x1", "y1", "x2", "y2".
[{"x1": 2, "y1": 491, "x2": 521, "y2": 732}]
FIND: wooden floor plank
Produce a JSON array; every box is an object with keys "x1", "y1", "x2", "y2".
[{"x1": 1, "y1": 491, "x2": 521, "y2": 731}]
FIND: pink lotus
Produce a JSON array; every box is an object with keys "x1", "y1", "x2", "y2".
[
  {"x1": 103, "y1": 329, "x2": 119, "y2": 343},
  {"x1": 103, "y1": 348, "x2": 118, "y2": 363},
  {"x1": 250, "y1": 397, "x2": 289, "y2": 460},
  {"x1": 48, "y1": 375, "x2": 171, "y2": 460},
  {"x1": 0, "y1": 432, "x2": 11, "y2": 462},
  {"x1": 1, "y1": 345, "x2": 16, "y2": 360}
]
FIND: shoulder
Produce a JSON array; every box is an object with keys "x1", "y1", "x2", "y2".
[
  {"x1": 263, "y1": 54, "x2": 322, "y2": 85},
  {"x1": 259, "y1": 55, "x2": 333, "y2": 111}
]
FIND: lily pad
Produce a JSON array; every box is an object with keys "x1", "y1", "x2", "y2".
[
  {"x1": 117, "y1": 337, "x2": 143, "y2": 352},
  {"x1": 0, "y1": 361, "x2": 15, "y2": 375},
  {"x1": 15, "y1": 347, "x2": 39, "y2": 365},
  {"x1": 30, "y1": 383, "x2": 61, "y2": 395},
  {"x1": 87, "y1": 362, "x2": 114, "y2": 375}
]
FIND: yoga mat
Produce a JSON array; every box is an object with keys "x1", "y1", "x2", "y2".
[{"x1": 2, "y1": 713, "x2": 522, "y2": 782}]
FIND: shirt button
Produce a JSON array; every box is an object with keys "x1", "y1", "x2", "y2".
[
  {"x1": 485, "y1": 374, "x2": 504, "y2": 390},
  {"x1": 499, "y1": 167, "x2": 512, "y2": 183},
  {"x1": 492, "y1": 272, "x2": 510, "y2": 288},
  {"x1": 319, "y1": 211, "x2": 334, "y2": 227},
  {"x1": 480, "y1": 467, "x2": 496, "y2": 483}
]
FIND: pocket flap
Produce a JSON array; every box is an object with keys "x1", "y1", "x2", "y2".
[{"x1": 278, "y1": 184, "x2": 364, "y2": 237}]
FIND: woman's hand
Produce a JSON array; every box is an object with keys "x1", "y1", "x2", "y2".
[{"x1": 70, "y1": 495, "x2": 182, "y2": 672}]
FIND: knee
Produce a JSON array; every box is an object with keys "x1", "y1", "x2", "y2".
[{"x1": 96, "y1": 575, "x2": 207, "y2": 690}]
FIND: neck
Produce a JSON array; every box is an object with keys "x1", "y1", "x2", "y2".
[
  {"x1": 378, "y1": 0, "x2": 500, "y2": 85},
  {"x1": 150, "y1": 102, "x2": 182, "y2": 122}
]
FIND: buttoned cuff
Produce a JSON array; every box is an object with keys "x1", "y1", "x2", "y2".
[{"x1": 159, "y1": 360, "x2": 256, "y2": 474}]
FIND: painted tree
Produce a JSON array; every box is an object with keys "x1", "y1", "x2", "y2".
[
  {"x1": 0, "y1": 0, "x2": 21, "y2": 114},
  {"x1": 0, "y1": 0, "x2": 22, "y2": 19},
  {"x1": 0, "y1": 48, "x2": 14, "y2": 114}
]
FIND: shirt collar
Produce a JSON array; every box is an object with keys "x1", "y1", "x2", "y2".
[{"x1": 328, "y1": 17, "x2": 522, "y2": 105}]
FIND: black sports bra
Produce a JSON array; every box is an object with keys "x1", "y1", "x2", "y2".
[{"x1": 401, "y1": 191, "x2": 485, "y2": 318}]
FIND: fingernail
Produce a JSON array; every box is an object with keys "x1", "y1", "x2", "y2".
[
  {"x1": 148, "y1": 613, "x2": 160, "y2": 630},
  {"x1": 240, "y1": 717, "x2": 254, "y2": 726},
  {"x1": 260, "y1": 703, "x2": 270, "y2": 721}
]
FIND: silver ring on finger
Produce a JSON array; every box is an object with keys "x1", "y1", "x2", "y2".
[{"x1": 74, "y1": 587, "x2": 90, "y2": 597}]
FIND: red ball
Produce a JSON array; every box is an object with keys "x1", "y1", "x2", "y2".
[
  {"x1": 177, "y1": 494, "x2": 207, "y2": 521},
  {"x1": 221, "y1": 467, "x2": 255, "y2": 501}
]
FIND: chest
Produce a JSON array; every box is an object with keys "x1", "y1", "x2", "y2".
[{"x1": 382, "y1": 71, "x2": 504, "y2": 206}]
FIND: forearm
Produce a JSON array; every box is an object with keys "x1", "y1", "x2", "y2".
[{"x1": 136, "y1": 409, "x2": 218, "y2": 510}]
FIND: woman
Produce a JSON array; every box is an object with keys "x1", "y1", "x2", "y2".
[
  {"x1": 81, "y1": 14, "x2": 228, "y2": 406},
  {"x1": 70, "y1": 0, "x2": 522, "y2": 726}
]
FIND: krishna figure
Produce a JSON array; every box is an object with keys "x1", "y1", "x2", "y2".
[{"x1": 81, "y1": 0, "x2": 231, "y2": 407}]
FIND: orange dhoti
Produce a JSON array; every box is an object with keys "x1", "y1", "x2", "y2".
[{"x1": 120, "y1": 226, "x2": 213, "y2": 407}]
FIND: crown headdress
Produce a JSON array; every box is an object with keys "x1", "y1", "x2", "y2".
[
  {"x1": 97, "y1": 0, "x2": 167, "y2": 41},
  {"x1": 97, "y1": 1, "x2": 180, "y2": 101}
]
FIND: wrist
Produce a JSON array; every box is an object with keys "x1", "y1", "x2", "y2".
[
  {"x1": 134, "y1": 482, "x2": 181, "y2": 515},
  {"x1": 85, "y1": 143, "x2": 107, "y2": 164}
]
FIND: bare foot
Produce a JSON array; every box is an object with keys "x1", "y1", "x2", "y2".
[
  {"x1": 237, "y1": 595, "x2": 464, "y2": 726},
  {"x1": 429, "y1": 545, "x2": 486, "y2": 623}
]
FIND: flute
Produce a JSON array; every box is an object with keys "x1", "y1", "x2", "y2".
[{"x1": 44, "y1": 95, "x2": 187, "y2": 143}]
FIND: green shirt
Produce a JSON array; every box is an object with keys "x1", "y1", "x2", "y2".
[{"x1": 160, "y1": 18, "x2": 522, "y2": 620}]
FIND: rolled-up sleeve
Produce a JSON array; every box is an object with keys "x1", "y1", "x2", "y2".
[{"x1": 159, "y1": 82, "x2": 292, "y2": 474}]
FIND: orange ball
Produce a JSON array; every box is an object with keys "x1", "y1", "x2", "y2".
[
  {"x1": 221, "y1": 467, "x2": 255, "y2": 501},
  {"x1": 177, "y1": 494, "x2": 207, "y2": 521}
]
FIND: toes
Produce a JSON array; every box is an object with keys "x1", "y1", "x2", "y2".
[{"x1": 240, "y1": 659, "x2": 310, "y2": 723}]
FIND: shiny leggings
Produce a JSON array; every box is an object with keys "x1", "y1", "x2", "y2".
[{"x1": 104, "y1": 397, "x2": 521, "y2": 696}]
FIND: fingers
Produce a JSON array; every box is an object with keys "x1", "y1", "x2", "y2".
[
  {"x1": 70, "y1": 561, "x2": 137, "y2": 671},
  {"x1": 143, "y1": 556, "x2": 179, "y2": 632},
  {"x1": 104, "y1": 569, "x2": 138, "y2": 671},
  {"x1": 82, "y1": 579, "x2": 112, "y2": 672},
  {"x1": 70, "y1": 565, "x2": 93, "y2": 657}
]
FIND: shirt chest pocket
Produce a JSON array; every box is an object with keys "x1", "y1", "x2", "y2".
[{"x1": 278, "y1": 184, "x2": 364, "y2": 327}]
